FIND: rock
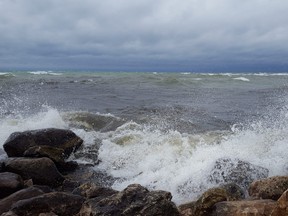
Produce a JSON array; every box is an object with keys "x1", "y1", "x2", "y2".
[
  {"x1": 23, "y1": 145, "x2": 78, "y2": 172},
  {"x1": 271, "y1": 189, "x2": 288, "y2": 216},
  {"x1": 24, "y1": 145, "x2": 65, "y2": 163},
  {"x1": 209, "y1": 158, "x2": 269, "y2": 190},
  {"x1": 183, "y1": 188, "x2": 228, "y2": 216},
  {"x1": 212, "y1": 199, "x2": 277, "y2": 216},
  {"x1": 249, "y1": 176, "x2": 288, "y2": 200},
  {"x1": 0, "y1": 186, "x2": 44, "y2": 215},
  {"x1": 72, "y1": 182, "x2": 117, "y2": 199},
  {"x1": 78, "y1": 184, "x2": 180, "y2": 216},
  {"x1": 64, "y1": 164, "x2": 116, "y2": 187},
  {"x1": 4, "y1": 157, "x2": 64, "y2": 187},
  {"x1": 1, "y1": 211, "x2": 18, "y2": 216},
  {"x1": 220, "y1": 183, "x2": 245, "y2": 201},
  {"x1": 3, "y1": 128, "x2": 83, "y2": 158},
  {"x1": 10, "y1": 192, "x2": 85, "y2": 216},
  {"x1": 0, "y1": 160, "x2": 4, "y2": 172},
  {"x1": 178, "y1": 184, "x2": 244, "y2": 216},
  {"x1": 0, "y1": 172, "x2": 24, "y2": 199}
]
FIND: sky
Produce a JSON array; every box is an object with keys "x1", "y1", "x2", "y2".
[{"x1": 0, "y1": 0, "x2": 288, "y2": 72}]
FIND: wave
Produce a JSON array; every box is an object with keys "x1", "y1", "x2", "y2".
[
  {"x1": 202, "y1": 72, "x2": 288, "y2": 77},
  {"x1": 0, "y1": 104, "x2": 287, "y2": 204},
  {"x1": 233, "y1": 77, "x2": 250, "y2": 82},
  {"x1": 0, "y1": 72, "x2": 15, "y2": 78},
  {"x1": 28, "y1": 71, "x2": 63, "y2": 76}
]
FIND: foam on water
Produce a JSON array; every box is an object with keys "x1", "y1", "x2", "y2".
[
  {"x1": 233, "y1": 77, "x2": 250, "y2": 82},
  {"x1": 28, "y1": 71, "x2": 63, "y2": 76},
  {"x1": 95, "y1": 106, "x2": 288, "y2": 204},
  {"x1": 0, "y1": 104, "x2": 287, "y2": 204},
  {"x1": 0, "y1": 106, "x2": 67, "y2": 149}
]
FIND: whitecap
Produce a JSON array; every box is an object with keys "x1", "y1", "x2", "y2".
[
  {"x1": 233, "y1": 77, "x2": 250, "y2": 82},
  {"x1": 28, "y1": 71, "x2": 62, "y2": 76}
]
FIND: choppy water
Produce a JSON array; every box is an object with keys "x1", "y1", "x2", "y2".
[{"x1": 1, "y1": 71, "x2": 288, "y2": 203}]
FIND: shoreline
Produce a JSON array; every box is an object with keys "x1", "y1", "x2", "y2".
[{"x1": 1, "y1": 128, "x2": 288, "y2": 215}]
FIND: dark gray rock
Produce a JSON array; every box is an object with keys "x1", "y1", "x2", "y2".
[
  {"x1": 10, "y1": 192, "x2": 85, "y2": 216},
  {"x1": 72, "y1": 182, "x2": 117, "y2": 199},
  {"x1": 3, "y1": 128, "x2": 83, "y2": 158},
  {"x1": 79, "y1": 184, "x2": 180, "y2": 216},
  {"x1": 209, "y1": 158, "x2": 269, "y2": 191},
  {"x1": 0, "y1": 172, "x2": 24, "y2": 199},
  {"x1": 23, "y1": 145, "x2": 78, "y2": 172},
  {"x1": 4, "y1": 157, "x2": 64, "y2": 187},
  {"x1": 0, "y1": 186, "x2": 44, "y2": 215}
]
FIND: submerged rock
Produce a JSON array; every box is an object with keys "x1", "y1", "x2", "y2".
[
  {"x1": 249, "y1": 176, "x2": 288, "y2": 200},
  {"x1": 209, "y1": 158, "x2": 269, "y2": 190},
  {"x1": 4, "y1": 157, "x2": 64, "y2": 187},
  {"x1": 0, "y1": 172, "x2": 24, "y2": 199},
  {"x1": 3, "y1": 128, "x2": 83, "y2": 158},
  {"x1": 79, "y1": 184, "x2": 180, "y2": 216}
]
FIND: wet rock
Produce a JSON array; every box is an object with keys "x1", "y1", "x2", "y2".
[
  {"x1": 9, "y1": 192, "x2": 85, "y2": 216},
  {"x1": 23, "y1": 145, "x2": 79, "y2": 172},
  {"x1": 180, "y1": 188, "x2": 228, "y2": 216},
  {"x1": 178, "y1": 184, "x2": 244, "y2": 216},
  {"x1": 249, "y1": 176, "x2": 288, "y2": 200},
  {"x1": 3, "y1": 128, "x2": 83, "y2": 158},
  {"x1": 209, "y1": 158, "x2": 269, "y2": 190},
  {"x1": 24, "y1": 145, "x2": 64, "y2": 163},
  {"x1": 220, "y1": 183, "x2": 245, "y2": 201},
  {"x1": 4, "y1": 157, "x2": 64, "y2": 187},
  {"x1": 0, "y1": 172, "x2": 24, "y2": 199},
  {"x1": 271, "y1": 189, "x2": 288, "y2": 216},
  {"x1": 212, "y1": 199, "x2": 277, "y2": 216},
  {"x1": 79, "y1": 184, "x2": 180, "y2": 216},
  {"x1": 0, "y1": 160, "x2": 4, "y2": 172},
  {"x1": 0, "y1": 186, "x2": 44, "y2": 215},
  {"x1": 72, "y1": 182, "x2": 117, "y2": 199},
  {"x1": 64, "y1": 164, "x2": 116, "y2": 187}
]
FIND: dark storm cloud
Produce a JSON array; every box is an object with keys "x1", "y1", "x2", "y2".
[{"x1": 0, "y1": 0, "x2": 288, "y2": 71}]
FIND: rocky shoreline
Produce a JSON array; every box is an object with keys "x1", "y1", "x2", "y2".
[{"x1": 0, "y1": 128, "x2": 288, "y2": 216}]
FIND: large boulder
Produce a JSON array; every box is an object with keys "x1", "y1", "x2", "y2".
[
  {"x1": 4, "y1": 157, "x2": 64, "y2": 187},
  {"x1": 23, "y1": 145, "x2": 78, "y2": 172},
  {"x1": 3, "y1": 128, "x2": 83, "y2": 158},
  {"x1": 0, "y1": 172, "x2": 24, "y2": 199},
  {"x1": 209, "y1": 158, "x2": 269, "y2": 190},
  {"x1": 9, "y1": 192, "x2": 85, "y2": 216},
  {"x1": 79, "y1": 184, "x2": 180, "y2": 216},
  {"x1": 0, "y1": 187, "x2": 44, "y2": 215},
  {"x1": 248, "y1": 176, "x2": 288, "y2": 200}
]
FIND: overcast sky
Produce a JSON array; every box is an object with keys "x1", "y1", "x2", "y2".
[{"x1": 0, "y1": 0, "x2": 288, "y2": 72}]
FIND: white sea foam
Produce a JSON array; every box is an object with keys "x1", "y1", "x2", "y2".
[
  {"x1": 0, "y1": 72, "x2": 14, "y2": 77},
  {"x1": 28, "y1": 71, "x2": 63, "y2": 76},
  {"x1": 0, "y1": 107, "x2": 67, "y2": 148},
  {"x1": 233, "y1": 77, "x2": 250, "y2": 82},
  {"x1": 1, "y1": 105, "x2": 288, "y2": 205},
  {"x1": 96, "y1": 108, "x2": 288, "y2": 204}
]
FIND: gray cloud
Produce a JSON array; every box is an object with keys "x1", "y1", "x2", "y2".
[{"x1": 0, "y1": 0, "x2": 288, "y2": 71}]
